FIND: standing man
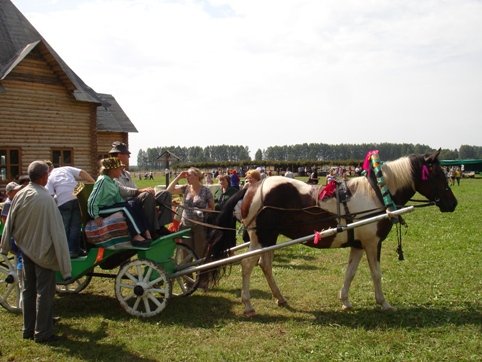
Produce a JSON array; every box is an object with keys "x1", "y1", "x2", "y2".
[
  {"x1": 108, "y1": 141, "x2": 173, "y2": 238},
  {"x1": 1, "y1": 161, "x2": 71, "y2": 343},
  {"x1": 46, "y1": 162, "x2": 95, "y2": 258}
]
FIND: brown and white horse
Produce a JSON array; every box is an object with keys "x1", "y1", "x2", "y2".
[{"x1": 201, "y1": 150, "x2": 457, "y2": 316}]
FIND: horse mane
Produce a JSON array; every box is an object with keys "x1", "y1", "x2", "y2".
[{"x1": 381, "y1": 156, "x2": 415, "y2": 193}]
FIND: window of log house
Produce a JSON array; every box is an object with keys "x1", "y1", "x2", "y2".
[
  {"x1": 51, "y1": 149, "x2": 73, "y2": 167},
  {"x1": 0, "y1": 148, "x2": 21, "y2": 182},
  {"x1": 97, "y1": 153, "x2": 110, "y2": 161}
]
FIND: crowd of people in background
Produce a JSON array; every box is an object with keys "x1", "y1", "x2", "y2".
[{"x1": 443, "y1": 165, "x2": 463, "y2": 186}]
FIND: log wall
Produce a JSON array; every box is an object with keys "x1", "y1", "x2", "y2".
[{"x1": 0, "y1": 47, "x2": 127, "y2": 180}]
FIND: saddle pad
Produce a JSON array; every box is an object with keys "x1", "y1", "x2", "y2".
[{"x1": 84, "y1": 212, "x2": 132, "y2": 250}]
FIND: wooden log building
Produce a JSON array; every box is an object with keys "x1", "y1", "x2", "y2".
[{"x1": 0, "y1": 0, "x2": 137, "y2": 197}]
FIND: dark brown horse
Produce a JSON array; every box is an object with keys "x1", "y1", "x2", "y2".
[{"x1": 202, "y1": 150, "x2": 457, "y2": 316}]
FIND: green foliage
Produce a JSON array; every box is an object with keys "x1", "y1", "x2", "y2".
[
  {"x1": 137, "y1": 143, "x2": 482, "y2": 171},
  {"x1": 255, "y1": 148, "x2": 263, "y2": 161},
  {"x1": 136, "y1": 145, "x2": 251, "y2": 170},
  {"x1": 459, "y1": 144, "x2": 482, "y2": 159},
  {"x1": 1, "y1": 177, "x2": 480, "y2": 361}
]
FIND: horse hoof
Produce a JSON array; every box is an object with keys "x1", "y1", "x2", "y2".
[
  {"x1": 244, "y1": 309, "x2": 257, "y2": 317},
  {"x1": 342, "y1": 304, "x2": 354, "y2": 311},
  {"x1": 380, "y1": 301, "x2": 396, "y2": 311},
  {"x1": 382, "y1": 306, "x2": 396, "y2": 312},
  {"x1": 276, "y1": 299, "x2": 288, "y2": 307}
]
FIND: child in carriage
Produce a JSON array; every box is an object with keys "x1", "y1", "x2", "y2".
[{"x1": 1, "y1": 182, "x2": 24, "y2": 275}]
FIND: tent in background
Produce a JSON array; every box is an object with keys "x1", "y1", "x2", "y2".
[{"x1": 440, "y1": 159, "x2": 482, "y2": 173}]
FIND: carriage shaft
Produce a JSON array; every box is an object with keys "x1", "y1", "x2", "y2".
[{"x1": 169, "y1": 206, "x2": 414, "y2": 279}]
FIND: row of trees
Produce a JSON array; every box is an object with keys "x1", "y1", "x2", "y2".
[{"x1": 135, "y1": 143, "x2": 482, "y2": 171}]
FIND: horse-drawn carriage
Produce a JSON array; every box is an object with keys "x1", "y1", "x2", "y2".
[
  {"x1": 1, "y1": 150, "x2": 457, "y2": 318},
  {"x1": 0, "y1": 183, "x2": 201, "y2": 318}
]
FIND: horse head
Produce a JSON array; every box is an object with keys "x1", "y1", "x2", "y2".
[{"x1": 413, "y1": 148, "x2": 457, "y2": 212}]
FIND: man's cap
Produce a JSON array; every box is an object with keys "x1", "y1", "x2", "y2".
[
  {"x1": 101, "y1": 157, "x2": 126, "y2": 170},
  {"x1": 6, "y1": 182, "x2": 22, "y2": 193},
  {"x1": 108, "y1": 141, "x2": 131, "y2": 155}
]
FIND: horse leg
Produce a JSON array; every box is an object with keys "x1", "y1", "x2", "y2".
[
  {"x1": 339, "y1": 247, "x2": 364, "y2": 310},
  {"x1": 258, "y1": 250, "x2": 288, "y2": 307},
  {"x1": 365, "y1": 243, "x2": 394, "y2": 311},
  {"x1": 240, "y1": 253, "x2": 260, "y2": 317}
]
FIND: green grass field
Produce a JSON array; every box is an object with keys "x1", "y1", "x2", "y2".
[{"x1": 1, "y1": 176, "x2": 481, "y2": 361}]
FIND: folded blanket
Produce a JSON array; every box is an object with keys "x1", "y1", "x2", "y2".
[{"x1": 84, "y1": 212, "x2": 131, "y2": 249}]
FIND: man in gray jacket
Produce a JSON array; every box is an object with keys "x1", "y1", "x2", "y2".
[
  {"x1": 1, "y1": 160, "x2": 71, "y2": 343},
  {"x1": 108, "y1": 142, "x2": 173, "y2": 238}
]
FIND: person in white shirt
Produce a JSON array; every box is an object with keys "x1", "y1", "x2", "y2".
[{"x1": 46, "y1": 162, "x2": 95, "y2": 258}]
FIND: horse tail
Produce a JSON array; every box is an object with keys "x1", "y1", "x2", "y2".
[{"x1": 201, "y1": 187, "x2": 247, "y2": 287}]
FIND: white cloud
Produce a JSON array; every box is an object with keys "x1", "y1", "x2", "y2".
[{"x1": 13, "y1": 0, "x2": 482, "y2": 161}]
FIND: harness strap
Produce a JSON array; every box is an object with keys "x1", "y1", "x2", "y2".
[{"x1": 335, "y1": 180, "x2": 354, "y2": 244}]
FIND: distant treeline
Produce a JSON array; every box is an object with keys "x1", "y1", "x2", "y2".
[{"x1": 135, "y1": 143, "x2": 482, "y2": 170}]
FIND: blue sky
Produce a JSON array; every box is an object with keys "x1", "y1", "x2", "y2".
[{"x1": 12, "y1": 0, "x2": 482, "y2": 163}]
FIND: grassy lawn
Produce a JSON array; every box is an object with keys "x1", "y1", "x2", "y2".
[{"x1": 1, "y1": 176, "x2": 481, "y2": 361}]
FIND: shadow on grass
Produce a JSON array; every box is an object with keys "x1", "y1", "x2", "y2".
[
  {"x1": 54, "y1": 287, "x2": 481, "y2": 333},
  {"x1": 306, "y1": 302, "x2": 482, "y2": 330},
  {"x1": 49, "y1": 322, "x2": 159, "y2": 362}
]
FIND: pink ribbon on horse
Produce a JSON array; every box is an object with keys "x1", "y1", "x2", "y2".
[
  {"x1": 314, "y1": 231, "x2": 321, "y2": 244},
  {"x1": 422, "y1": 165, "x2": 429, "y2": 180},
  {"x1": 363, "y1": 150, "x2": 379, "y2": 176}
]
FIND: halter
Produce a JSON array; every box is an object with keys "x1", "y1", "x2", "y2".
[{"x1": 407, "y1": 162, "x2": 449, "y2": 208}]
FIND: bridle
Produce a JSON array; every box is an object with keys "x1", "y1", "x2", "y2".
[{"x1": 407, "y1": 162, "x2": 449, "y2": 208}]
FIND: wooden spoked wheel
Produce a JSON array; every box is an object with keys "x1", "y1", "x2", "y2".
[
  {"x1": 0, "y1": 254, "x2": 22, "y2": 313},
  {"x1": 170, "y1": 243, "x2": 200, "y2": 297},
  {"x1": 115, "y1": 258, "x2": 170, "y2": 318},
  {"x1": 56, "y1": 275, "x2": 92, "y2": 294}
]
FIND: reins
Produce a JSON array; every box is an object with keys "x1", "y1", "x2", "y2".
[
  {"x1": 402, "y1": 199, "x2": 436, "y2": 208},
  {"x1": 166, "y1": 203, "x2": 234, "y2": 231}
]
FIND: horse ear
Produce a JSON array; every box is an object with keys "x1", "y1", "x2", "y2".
[{"x1": 424, "y1": 148, "x2": 441, "y2": 163}]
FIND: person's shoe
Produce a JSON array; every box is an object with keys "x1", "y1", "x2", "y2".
[
  {"x1": 53, "y1": 316, "x2": 61, "y2": 323},
  {"x1": 77, "y1": 249, "x2": 88, "y2": 257},
  {"x1": 150, "y1": 232, "x2": 160, "y2": 240},
  {"x1": 71, "y1": 249, "x2": 88, "y2": 259},
  {"x1": 23, "y1": 334, "x2": 34, "y2": 340},
  {"x1": 131, "y1": 239, "x2": 152, "y2": 248},
  {"x1": 35, "y1": 334, "x2": 62, "y2": 344},
  {"x1": 157, "y1": 227, "x2": 173, "y2": 236}
]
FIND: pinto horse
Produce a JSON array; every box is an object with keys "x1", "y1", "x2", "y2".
[{"x1": 202, "y1": 149, "x2": 457, "y2": 316}]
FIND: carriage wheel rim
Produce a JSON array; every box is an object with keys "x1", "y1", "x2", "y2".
[
  {"x1": 56, "y1": 275, "x2": 92, "y2": 294},
  {"x1": 0, "y1": 255, "x2": 22, "y2": 313},
  {"x1": 170, "y1": 243, "x2": 200, "y2": 297},
  {"x1": 115, "y1": 258, "x2": 170, "y2": 318}
]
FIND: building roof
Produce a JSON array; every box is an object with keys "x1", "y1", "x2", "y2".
[
  {"x1": 0, "y1": 0, "x2": 137, "y2": 133},
  {"x1": 97, "y1": 93, "x2": 138, "y2": 133},
  {"x1": 0, "y1": 0, "x2": 103, "y2": 104}
]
